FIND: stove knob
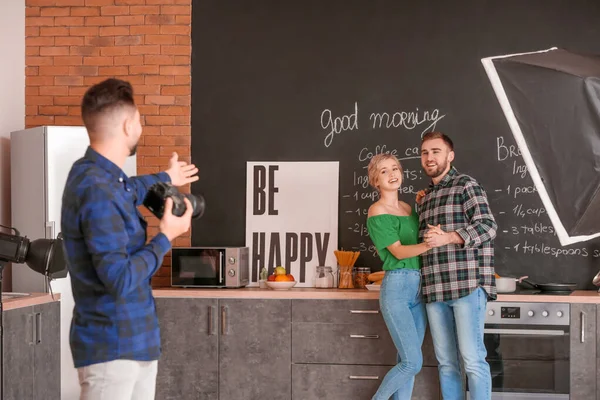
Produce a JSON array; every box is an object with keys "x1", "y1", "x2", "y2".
[
  {"x1": 528, "y1": 310, "x2": 534, "y2": 317},
  {"x1": 542, "y1": 310, "x2": 549, "y2": 317},
  {"x1": 488, "y1": 310, "x2": 495, "y2": 316},
  {"x1": 557, "y1": 311, "x2": 563, "y2": 317}
]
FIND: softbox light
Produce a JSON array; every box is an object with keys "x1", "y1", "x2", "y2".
[
  {"x1": 0, "y1": 230, "x2": 67, "y2": 279},
  {"x1": 481, "y1": 47, "x2": 600, "y2": 246}
]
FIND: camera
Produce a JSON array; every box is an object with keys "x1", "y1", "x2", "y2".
[{"x1": 143, "y1": 182, "x2": 206, "y2": 220}]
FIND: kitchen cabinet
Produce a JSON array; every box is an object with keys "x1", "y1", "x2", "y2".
[
  {"x1": 155, "y1": 298, "x2": 291, "y2": 400},
  {"x1": 155, "y1": 298, "x2": 219, "y2": 400},
  {"x1": 291, "y1": 299, "x2": 439, "y2": 400},
  {"x1": 156, "y1": 297, "x2": 441, "y2": 399},
  {"x1": 219, "y1": 299, "x2": 291, "y2": 400},
  {"x1": 570, "y1": 303, "x2": 596, "y2": 400},
  {"x1": 292, "y1": 364, "x2": 439, "y2": 400},
  {"x1": 2, "y1": 301, "x2": 60, "y2": 400}
]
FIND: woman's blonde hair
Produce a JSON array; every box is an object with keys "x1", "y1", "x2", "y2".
[{"x1": 367, "y1": 153, "x2": 403, "y2": 190}]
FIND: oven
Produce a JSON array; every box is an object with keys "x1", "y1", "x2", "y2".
[{"x1": 467, "y1": 301, "x2": 570, "y2": 400}]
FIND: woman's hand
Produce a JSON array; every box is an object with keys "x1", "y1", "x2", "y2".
[
  {"x1": 424, "y1": 224, "x2": 449, "y2": 247},
  {"x1": 416, "y1": 189, "x2": 428, "y2": 205}
]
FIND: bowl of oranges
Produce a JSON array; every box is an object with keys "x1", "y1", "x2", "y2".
[{"x1": 265, "y1": 266, "x2": 297, "y2": 290}]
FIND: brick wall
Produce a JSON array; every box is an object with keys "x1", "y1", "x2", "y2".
[{"x1": 25, "y1": 0, "x2": 193, "y2": 287}]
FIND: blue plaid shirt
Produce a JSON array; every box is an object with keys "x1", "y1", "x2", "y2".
[{"x1": 61, "y1": 147, "x2": 171, "y2": 368}]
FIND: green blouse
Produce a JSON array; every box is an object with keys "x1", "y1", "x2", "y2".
[{"x1": 366, "y1": 210, "x2": 421, "y2": 271}]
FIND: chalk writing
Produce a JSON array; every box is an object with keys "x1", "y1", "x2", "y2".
[
  {"x1": 512, "y1": 204, "x2": 546, "y2": 218},
  {"x1": 512, "y1": 160, "x2": 528, "y2": 179},
  {"x1": 358, "y1": 144, "x2": 398, "y2": 162},
  {"x1": 321, "y1": 102, "x2": 359, "y2": 148},
  {"x1": 497, "y1": 136, "x2": 522, "y2": 161},
  {"x1": 508, "y1": 241, "x2": 592, "y2": 258},
  {"x1": 321, "y1": 103, "x2": 446, "y2": 147},
  {"x1": 369, "y1": 107, "x2": 445, "y2": 135},
  {"x1": 506, "y1": 184, "x2": 538, "y2": 198},
  {"x1": 508, "y1": 223, "x2": 556, "y2": 236},
  {"x1": 348, "y1": 223, "x2": 369, "y2": 237},
  {"x1": 353, "y1": 190, "x2": 379, "y2": 201},
  {"x1": 352, "y1": 242, "x2": 379, "y2": 258}
]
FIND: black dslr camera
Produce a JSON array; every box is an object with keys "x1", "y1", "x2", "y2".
[{"x1": 143, "y1": 182, "x2": 206, "y2": 220}]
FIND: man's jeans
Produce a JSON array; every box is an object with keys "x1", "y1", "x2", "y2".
[
  {"x1": 372, "y1": 269, "x2": 427, "y2": 400},
  {"x1": 426, "y1": 287, "x2": 491, "y2": 400}
]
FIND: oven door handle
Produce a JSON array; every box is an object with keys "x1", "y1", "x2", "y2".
[{"x1": 484, "y1": 328, "x2": 565, "y2": 336}]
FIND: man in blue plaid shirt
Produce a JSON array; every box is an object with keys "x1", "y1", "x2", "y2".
[
  {"x1": 61, "y1": 78, "x2": 198, "y2": 400},
  {"x1": 417, "y1": 132, "x2": 497, "y2": 400}
]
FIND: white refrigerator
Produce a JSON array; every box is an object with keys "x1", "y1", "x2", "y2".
[{"x1": 10, "y1": 126, "x2": 136, "y2": 400}]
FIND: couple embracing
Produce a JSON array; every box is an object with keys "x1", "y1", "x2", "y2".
[{"x1": 367, "y1": 132, "x2": 497, "y2": 400}]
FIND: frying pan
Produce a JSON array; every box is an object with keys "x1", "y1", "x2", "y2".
[{"x1": 521, "y1": 279, "x2": 577, "y2": 292}]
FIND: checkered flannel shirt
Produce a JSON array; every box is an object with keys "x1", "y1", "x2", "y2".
[
  {"x1": 417, "y1": 167, "x2": 497, "y2": 303},
  {"x1": 61, "y1": 147, "x2": 171, "y2": 368}
]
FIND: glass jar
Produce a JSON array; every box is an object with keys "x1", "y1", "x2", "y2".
[
  {"x1": 354, "y1": 267, "x2": 371, "y2": 289},
  {"x1": 314, "y1": 266, "x2": 335, "y2": 288},
  {"x1": 338, "y1": 264, "x2": 354, "y2": 289}
]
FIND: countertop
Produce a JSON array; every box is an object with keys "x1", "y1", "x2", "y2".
[
  {"x1": 153, "y1": 287, "x2": 380, "y2": 300},
  {"x1": 153, "y1": 287, "x2": 600, "y2": 303},
  {"x1": 4, "y1": 289, "x2": 599, "y2": 309},
  {"x1": 1, "y1": 292, "x2": 61, "y2": 311}
]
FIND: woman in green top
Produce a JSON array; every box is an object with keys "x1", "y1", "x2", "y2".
[{"x1": 366, "y1": 153, "x2": 438, "y2": 400}]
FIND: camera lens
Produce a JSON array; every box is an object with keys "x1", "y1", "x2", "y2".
[{"x1": 186, "y1": 193, "x2": 206, "y2": 219}]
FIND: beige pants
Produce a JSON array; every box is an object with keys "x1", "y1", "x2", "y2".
[{"x1": 78, "y1": 359, "x2": 158, "y2": 400}]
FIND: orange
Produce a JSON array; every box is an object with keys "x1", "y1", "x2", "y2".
[
  {"x1": 275, "y1": 275, "x2": 288, "y2": 282},
  {"x1": 286, "y1": 274, "x2": 295, "y2": 282}
]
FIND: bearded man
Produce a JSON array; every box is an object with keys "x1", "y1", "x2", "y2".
[{"x1": 416, "y1": 131, "x2": 497, "y2": 400}]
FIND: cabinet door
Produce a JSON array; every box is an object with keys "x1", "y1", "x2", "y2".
[
  {"x1": 219, "y1": 299, "x2": 291, "y2": 400},
  {"x1": 2, "y1": 306, "x2": 34, "y2": 400},
  {"x1": 292, "y1": 364, "x2": 440, "y2": 400},
  {"x1": 292, "y1": 321, "x2": 397, "y2": 365},
  {"x1": 33, "y1": 301, "x2": 61, "y2": 400},
  {"x1": 570, "y1": 303, "x2": 596, "y2": 400},
  {"x1": 155, "y1": 298, "x2": 219, "y2": 400},
  {"x1": 292, "y1": 299, "x2": 437, "y2": 367}
]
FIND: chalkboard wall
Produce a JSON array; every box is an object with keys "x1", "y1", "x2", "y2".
[{"x1": 190, "y1": 0, "x2": 600, "y2": 288}]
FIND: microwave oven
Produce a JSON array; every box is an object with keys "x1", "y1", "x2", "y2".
[{"x1": 171, "y1": 247, "x2": 250, "y2": 288}]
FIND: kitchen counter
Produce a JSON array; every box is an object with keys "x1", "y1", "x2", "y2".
[
  {"x1": 153, "y1": 287, "x2": 600, "y2": 303},
  {"x1": 498, "y1": 290, "x2": 600, "y2": 303},
  {"x1": 153, "y1": 287, "x2": 380, "y2": 299},
  {"x1": 1, "y1": 292, "x2": 61, "y2": 311}
]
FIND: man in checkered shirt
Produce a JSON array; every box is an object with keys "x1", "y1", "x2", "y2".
[{"x1": 416, "y1": 131, "x2": 497, "y2": 400}]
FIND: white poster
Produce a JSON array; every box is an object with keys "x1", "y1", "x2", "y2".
[{"x1": 245, "y1": 161, "x2": 339, "y2": 287}]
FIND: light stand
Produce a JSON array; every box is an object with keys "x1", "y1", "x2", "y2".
[{"x1": 0, "y1": 227, "x2": 66, "y2": 399}]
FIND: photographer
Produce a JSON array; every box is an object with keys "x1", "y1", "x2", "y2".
[{"x1": 60, "y1": 78, "x2": 198, "y2": 400}]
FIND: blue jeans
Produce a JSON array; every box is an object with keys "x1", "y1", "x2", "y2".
[
  {"x1": 372, "y1": 269, "x2": 426, "y2": 400},
  {"x1": 426, "y1": 287, "x2": 491, "y2": 400}
]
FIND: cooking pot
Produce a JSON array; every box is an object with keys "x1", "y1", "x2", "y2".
[{"x1": 496, "y1": 275, "x2": 528, "y2": 293}]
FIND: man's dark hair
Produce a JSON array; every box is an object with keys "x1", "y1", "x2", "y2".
[
  {"x1": 421, "y1": 131, "x2": 454, "y2": 151},
  {"x1": 81, "y1": 78, "x2": 136, "y2": 133}
]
